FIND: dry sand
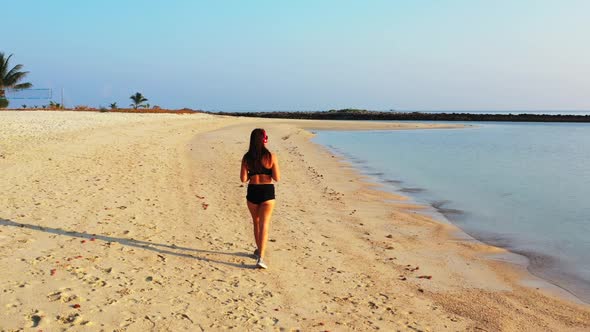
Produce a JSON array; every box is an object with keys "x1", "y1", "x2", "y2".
[{"x1": 0, "y1": 111, "x2": 588, "y2": 331}]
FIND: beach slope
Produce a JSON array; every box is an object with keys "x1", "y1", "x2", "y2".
[{"x1": 0, "y1": 111, "x2": 588, "y2": 331}]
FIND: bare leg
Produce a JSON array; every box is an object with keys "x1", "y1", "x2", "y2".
[
  {"x1": 257, "y1": 200, "x2": 275, "y2": 259},
  {"x1": 247, "y1": 201, "x2": 261, "y2": 250}
]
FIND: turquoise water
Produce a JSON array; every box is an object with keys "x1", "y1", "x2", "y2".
[{"x1": 313, "y1": 122, "x2": 590, "y2": 302}]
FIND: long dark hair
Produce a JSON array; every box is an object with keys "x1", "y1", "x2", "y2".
[{"x1": 243, "y1": 128, "x2": 271, "y2": 173}]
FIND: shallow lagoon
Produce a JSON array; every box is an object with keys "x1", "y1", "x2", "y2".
[{"x1": 313, "y1": 121, "x2": 590, "y2": 302}]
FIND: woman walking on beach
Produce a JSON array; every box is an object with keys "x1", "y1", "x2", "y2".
[{"x1": 240, "y1": 128, "x2": 280, "y2": 269}]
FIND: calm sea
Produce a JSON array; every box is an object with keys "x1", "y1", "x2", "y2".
[{"x1": 312, "y1": 122, "x2": 590, "y2": 303}]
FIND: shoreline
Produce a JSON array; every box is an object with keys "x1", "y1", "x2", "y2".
[
  {"x1": 281, "y1": 121, "x2": 590, "y2": 309},
  {"x1": 308, "y1": 125, "x2": 590, "y2": 305},
  {"x1": 328, "y1": 143, "x2": 590, "y2": 305},
  {"x1": 1, "y1": 112, "x2": 588, "y2": 330}
]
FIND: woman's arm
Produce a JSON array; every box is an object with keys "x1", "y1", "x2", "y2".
[
  {"x1": 271, "y1": 153, "x2": 280, "y2": 182},
  {"x1": 240, "y1": 158, "x2": 249, "y2": 183}
]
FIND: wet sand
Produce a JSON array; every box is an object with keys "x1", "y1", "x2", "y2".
[{"x1": 0, "y1": 111, "x2": 589, "y2": 330}]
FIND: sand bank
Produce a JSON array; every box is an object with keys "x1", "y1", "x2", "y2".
[{"x1": 0, "y1": 111, "x2": 588, "y2": 331}]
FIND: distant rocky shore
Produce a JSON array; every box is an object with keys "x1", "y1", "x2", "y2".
[{"x1": 213, "y1": 109, "x2": 590, "y2": 122}]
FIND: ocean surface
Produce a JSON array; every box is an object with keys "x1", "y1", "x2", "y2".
[
  {"x1": 406, "y1": 110, "x2": 590, "y2": 115},
  {"x1": 312, "y1": 122, "x2": 590, "y2": 303}
]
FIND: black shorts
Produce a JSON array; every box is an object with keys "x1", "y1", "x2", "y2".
[{"x1": 247, "y1": 184, "x2": 275, "y2": 204}]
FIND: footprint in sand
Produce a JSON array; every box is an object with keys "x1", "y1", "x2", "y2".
[
  {"x1": 5, "y1": 300, "x2": 21, "y2": 308},
  {"x1": 83, "y1": 275, "x2": 107, "y2": 287},
  {"x1": 48, "y1": 290, "x2": 78, "y2": 303},
  {"x1": 47, "y1": 291, "x2": 62, "y2": 302},
  {"x1": 64, "y1": 265, "x2": 108, "y2": 287},
  {"x1": 16, "y1": 281, "x2": 30, "y2": 288},
  {"x1": 57, "y1": 312, "x2": 81, "y2": 325}
]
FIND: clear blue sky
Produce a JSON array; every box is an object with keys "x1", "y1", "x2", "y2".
[{"x1": 4, "y1": 0, "x2": 590, "y2": 110}]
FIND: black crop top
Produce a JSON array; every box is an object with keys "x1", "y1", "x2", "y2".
[{"x1": 248, "y1": 166, "x2": 272, "y2": 177}]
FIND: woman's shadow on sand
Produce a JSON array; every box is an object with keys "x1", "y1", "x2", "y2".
[{"x1": 0, "y1": 218, "x2": 256, "y2": 269}]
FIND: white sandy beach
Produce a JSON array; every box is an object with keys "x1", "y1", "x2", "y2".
[{"x1": 0, "y1": 111, "x2": 589, "y2": 331}]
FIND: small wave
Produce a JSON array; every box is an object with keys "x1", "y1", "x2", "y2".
[
  {"x1": 367, "y1": 171, "x2": 385, "y2": 177},
  {"x1": 452, "y1": 232, "x2": 590, "y2": 304},
  {"x1": 400, "y1": 187, "x2": 426, "y2": 193},
  {"x1": 383, "y1": 179, "x2": 403, "y2": 184},
  {"x1": 431, "y1": 200, "x2": 463, "y2": 217}
]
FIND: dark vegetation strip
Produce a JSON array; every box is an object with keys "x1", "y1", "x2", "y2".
[{"x1": 211, "y1": 109, "x2": 590, "y2": 123}]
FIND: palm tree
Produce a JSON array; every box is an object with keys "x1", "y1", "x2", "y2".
[
  {"x1": 0, "y1": 52, "x2": 32, "y2": 108},
  {"x1": 49, "y1": 101, "x2": 61, "y2": 109},
  {"x1": 129, "y1": 92, "x2": 148, "y2": 110},
  {"x1": 110, "y1": 102, "x2": 118, "y2": 110}
]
